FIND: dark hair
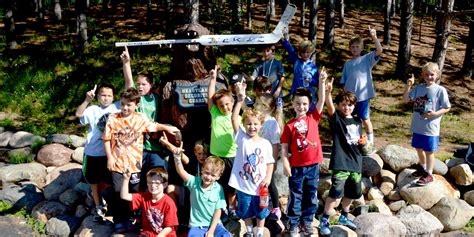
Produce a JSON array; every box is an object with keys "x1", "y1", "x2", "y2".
[
  {"x1": 146, "y1": 167, "x2": 168, "y2": 183},
  {"x1": 137, "y1": 70, "x2": 154, "y2": 85},
  {"x1": 254, "y1": 76, "x2": 272, "y2": 93},
  {"x1": 349, "y1": 36, "x2": 363, "y2": 47},
  {"x1": 97, "y1": 83, "x2": 115, "y2": 96},
  {"x1": 262, "y1": 45, "x2": 276, "y2": 52},
  {"x1": 212, "y1": 88, "x2": 234, "y2": 105},
  {"x1": 293, "y1": 87, "x2": 312, "y2": 104},
  {"x1": 334, "y1": 91, "x2": 357, "y2": 105},
  {"x1": 120, "y1": 88, "x2": 141, "y2": 104}
]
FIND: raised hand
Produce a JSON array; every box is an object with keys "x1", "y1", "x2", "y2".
[
  {"x1": 85, "y1": 84, "x2": 97, "y2": 103},
  {"x1": 120, "y1": 46, "x2": 130, "y2": 63},
  {"x1": 319, "y1": 66, "x2": 328, "y2": 82},
  {"x1": 407, "y1": 74, "x2": 415, "y2": 87},
  {"x1": 368, "y1": 26, "x2": 377, "y2": 39},
  {"x1": 209, "y1": 65, "x2": 218, "y2": 81},
  {"x1": 326, "y1": 77, "x2": 334, "y2": 92}
]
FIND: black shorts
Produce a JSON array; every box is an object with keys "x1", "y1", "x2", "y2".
[
  {"x1": 82, "y1": 155, "x2": 112, "y2": 184},
  {"x1": 217, "y1": 157, "x2": 235, "y2": 195},
  {"x1": 328, "y1": 170, "x2": 362, "y2": 199}
]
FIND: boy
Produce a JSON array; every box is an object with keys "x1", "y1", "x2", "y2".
[
  {"x1": 120, "y1": 168, "x2": 178, "y2": 237},
  {"x1": 281, "y1": 69, "x2": 327, "y2": 236},
  {"x1": 208, "y1": 66, "x2": 239, "y2": 218},
  {"x1": 340, "y1": 26, "x2": 382, "y2": 147},
  {"x1": 319, "y1": 78, "x2": 363, "y2": 235},
  {"x1": 403, "y1": 62, "x2": 451, "y2": 185},
  {"x1": 251, "y1": 45, "x2": 285, "y2": 110},
  {"x1": 103, "y1": 88, "x2": 179, "y2": 233},
  {"x1": 76, "y1": 83, "x2": 120, "y2": 222},
  {"x1": 173, "y1": 146, "x2": 231, "y2": 237}
]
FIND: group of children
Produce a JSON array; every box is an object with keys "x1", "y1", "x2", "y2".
[{"x1": 76, "y1": 26, "x2": 451, "y2": 237}]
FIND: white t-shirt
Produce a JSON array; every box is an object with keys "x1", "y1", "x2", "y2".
[
  {"x1": 259, "y1": 115, "x2": 281, "y2": 145},
  {"x1": 228, "y1": 128, "x2": 274, "y2": 195}
]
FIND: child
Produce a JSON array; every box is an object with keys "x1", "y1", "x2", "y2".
[
  {"x1": 254, "y1": 76, "x2": 273, "y2": 98},
  {"x1": 281, "y1": 34, "x2": 320, "y2": 111},
  {"x1": 403, "y1": 62, "x2": 451, "y2": 185},
  {"x1": 103, "y1": 88, "x2": 179, "y2": 233},
  {"x1": 254, "y1": 93, "x2": 283, "y2": 220},
  {"x1": 120, "y1": 168, "x2": 178, "y2": 237},
  {"x1": 173, "y1": 146, "x2": 231, "y2": 237},
  {"x1": 160, "y1": 134, "x2": 209, "y2": 176},
  {"x1": 75, "y1": 83, "x2": 120, "y2": 222},
  {"x1": 229, "y1": 81, "x2": 274, "y2": 237},
  {"x1": 251, "y1": 45, "x2": 285, "y2": 110},
  {"x1": 319, "y1": 78, "x2": 363, "y2": 235},
  {"x1": 281, "y1": 69, "x2": 327, "y2": 236},
  {"x1": 121, "y1": 46, "x2": 167, "y2": 191},
  {"x1": 208, "y1": 65, "x2": 239, "y2": 217},
  {"x1": 340, "y1": 26, "x2": 382, "y2": 147}
]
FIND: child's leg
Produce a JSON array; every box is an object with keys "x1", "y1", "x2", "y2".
[
  {"x1": 355, "y1": 100, "x2": 374, "y2": 143},
  {"x1": 300, "y1": 164, "x2": 319, "y2": 225},
  {"x1": 90, "y1": 184, "x2": 101, "y2": 206},
  {"x1": 340, "y1": 197, "x2": 353, "y2": 213},
  {"x1": 269, "y1": 175, "x2": 280, "y2": 209},
  {"x1": 425, "y1": 151, "x2": 435, "y2": 174},
  {"x1": 415, "y1": 148, "x2": 427, "y2": 169},
  {"x1": 244, "y1": 218, "x2": 254, "y2": 233},
  {"x1": 287, "y1": 167, "x2": 304, "y2": 230},
  {"x1": 362, "y1": 118, "x2": 374, "y2": 142},
  {"x1": 323, "y1": 196, "x2": 339, "y2": 215}
]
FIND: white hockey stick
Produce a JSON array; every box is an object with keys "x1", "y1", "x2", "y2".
[{"x1": 115, "y1": 4, "x2": 296, "y2": 47}]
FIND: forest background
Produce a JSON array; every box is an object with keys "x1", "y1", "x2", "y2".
[{"x1": 0, "y1": 0, "x2": 473, "y2": 158}]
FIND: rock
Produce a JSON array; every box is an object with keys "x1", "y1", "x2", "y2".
[
  {"x1": 318, "y1": 175, "x2": 332, "y2": 196},
  {"x1": 71, "y1": 147, "x2": 84, "y2": 164},
  {"x1": 75, "y1": 205, "x2": 89, "y2": 219},
  {"x1": 389, "y1": 200, "x2": 406, "y2": 212},
  {"x1": 361, "y1": 177, "x2": 372, "y2": 195},
  {"x1": 378, "y1": 145, "x2": 418, "y2": 172},
  {"x1": 273, "y1": 159, "x2": 288, "y2": 196},
  {"x1": 74, "y1": 215, "x2": 114, "y2": 237},
  {"x1": 0, "y1": 127, "x2": 4, "y2": 133},
  {"x1": 396, "y1": 168, "x2": 419, "y2": 189},
  {"x1": 7, "y1": 147, "x2": 34, "y2": 163},
  {"x1": 362, "y1": 153, "x2": 384, "y2": 177},
  {"x1": 429, "y1": 197, "x2": 474, "y2": 232},
  {"x1": 320, "y1": 157, "x2": 331, "y2": 175},
  {"x1": 47, "y1": 134, "x2": 85, "y2": 148},
  {"x1": 387, "y1": 190, "x2": 403, "y2": 201},
  {"x1": 31, "y1": 201, "x2": 69, "y2": 223},
  {"x1": 0, "y1": 131, "x2": 14, "y2": 147},
  {"x1": 0, "y1": 148, "x2": 10, "y2": 161},
  {"x1": 0, "y1": 215, "x2": 37, "y2": 236},
  {"x1": 331, "y1": 225, "x2": 357, "y2": 237},
  {"x1": 367, "y1": 187, "x2": 384, "y2": 200},
  {"x1": 73, "y1": 182, "x2": 91, "y2": 197},
  {"x1": 354, "y1": 213, "x2": 407, "y2": 236},
  {"x1": 449, "y1": 164, "x2": 473, "y2": 186},
  {"x1": 8, "y1": 131, "x2": 44, "y2": 148},
  {"x1": 44, "y1": 163, "x2": 82, "y2": 200},
  {"x1": 396, "y1": 205, "x2": 443, "y2": 235},
  {"x1": 378, "y1": 169, "x2": 396, "y2": 195},
  {"x1": 37, "y1": 144, "x2": 73, "y2": 167},
  {"x1": 445, "y1": 158, "x2": 466, "y2": 168},
  {"x1": 367, "y1": 199, "x2": 392, "y2": 215},
  {"x1": 0, "y1": 162, "x2": 46, "y2": 186},
  {"x1": 0, "y1": 183, "x2": 44, "y2": 211},
  {"x1": 464, "y1": 190, "x2": 474, "y2": 206},
  {"x1": 400, "y1": 174, "x2": 460, "y2": 210},
  {"x1": 433, "y1": 158, "x2": 448, "y2": 175},
  {"x1": 46, "y1": 215, "x2": 81, "y2": 236},
  {"x1": 59, "y1": 189, "x2": 82, "y2": 207}
]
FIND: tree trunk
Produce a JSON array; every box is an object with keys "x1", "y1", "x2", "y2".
[
  {"x1": 5, "y1": 0, "x2": 17, "y2": 49},
  {"x1": 164, "y1": 0, "x2": 174, "y2": 35},
  {"x1": 247, "y1": 0, "x2": 252, "y2": 30},
  {"x1": 184, "y1": 0, "x2": 199, "y2": 24},
  {"x1": 35, "y1": 0, "x2": 45, "y2": 28},
  {"x1": 391, "y1": 0, "x2": 397, "y2": 16},
  {"x1": 231, "y1": 0, "x2": 242, "y2": 32},
  {"x1": 270, "y1": 0, "x2": 276, "y2": 17},
  {"x1": 54, "y1": 0, "x2": 62, "y2": 21},
  {"x1": 383, "y1": 0, "x2": 392, "y2": 44},
  {"x1": 76, "y1": 0, "x2": 88, "y2": 47},
  {"x1": 146, "y1": 0, "x2": 153, "y2": 28},
  {"x1": 125, "y1": 0, "x2": 133, "y2": 18},
  {"x1": 280, "y1": 0, "x2": 290, "y2": 12},
  {"x1": 395, "y1": 0, "x2": 414, "y2": 80},
  {"x1": 299, "y1": 0, "x2": 306, "y2": 27},
  {"x1": 338, "y1": 0, "x2": 345, "y2": 29},
  {"x1": 212, "y1": 0, "x2": 222, "y2": 33},
  {"x1": 431, "y1": 0, "x2": 454, "y2": 81},
  {"x1": 309, "y1": 0, "x2": 320, "y2": 43},
  {"x1": 462, "y1": 20, "x2": 474, "y2": 78},
  {"x1": 323, "y1": 0, "x2": 336, "y2": 49}
]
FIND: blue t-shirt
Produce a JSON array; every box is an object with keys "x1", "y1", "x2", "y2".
[
  {"x1": 252, "y1": 58, "x2": 285, "y2": 97},
  {"x1": 340, "y1": 51, "x2": 380, "y2": 102}
]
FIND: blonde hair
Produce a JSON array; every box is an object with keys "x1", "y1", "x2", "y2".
[
  {"x1": 203, "y1": 156, "x2": 225, "y2": 176},
  {"x1": 242, "y1": 108, "x2": 265, "y2": 126},
  {"x1": 421, "y1": 62, "x2": 440, "y2": 75},
  {"x1": 194, "y1": 139, "x2": 209, "y2": 152},
  {"x1": 255, "y1": 94, "x2": 283, "y2": 130}
]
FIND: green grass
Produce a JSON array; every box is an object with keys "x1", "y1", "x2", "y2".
[
  {"x1": 8, "y1": 151, "x2": 34, "y2": 164},
  {"x1": 465, "y1": 218, "x2": 474, "y2": 232},
  {"x1": 0, "y1": 201, "x2": 46, "y2": 234}
]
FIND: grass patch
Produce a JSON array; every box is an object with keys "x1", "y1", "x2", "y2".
[
  {"x1": 464, "y1": 218, "x2": 474, "y2": 232},
  {"x1": 0, "y1": 118, "x2": 16, "y2": 130},
  {"x1": 8, "y1": 151, "x2": 34, "y2": 164},
  {"x1": 0, "y1": 201, "x2": 46, "y2": 234}
]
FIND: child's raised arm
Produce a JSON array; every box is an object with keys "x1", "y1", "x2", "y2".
[
  {"x1": 172, "y1": 143, "x2": 191, "y2": 183},
  {"x1": 315, "y1": 67, "x2": 328, "y2": 113},
  {"x1": 403, "y1": 74, "x2": 415, "y2": 103},
  {"x1": 120, "y1": 169, "x2": 133, "y2": 201},
  {"x1": 75, "y1": 84, "x2": 97, "y2": 117},
  {"x1": 325, "y1": 77, "x2": 336, "y2": 116},
  {"x1": 121, "y1": 46, "x2": 134, "y2": 89},
  {"x1": 207, "y1": 65, "x2": 218, "y2": 110},
  {"x1": 159, "y1": 132, "x2": 189, "y2": 165},
  {"x1": 369, "y1": 26, "x2": 383, "y2": 56},
  {"x1": 232, "y1": 81, "x2": 246, "y2": 133}
]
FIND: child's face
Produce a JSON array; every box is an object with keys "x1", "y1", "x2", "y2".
[
  {"x1": 336, "y1": 99, "x2": 355, "y2": 117},
  {"x1": 292, "y1": 96, "x2": 310, "y2": 117},
  {"x1": 263, "y1": 48, "x2": 275, "y2": 61},
  {"x1": 216, "y1": 95, "x2": 234, "y2": 115},
  {"x1": 255, "y1": 88, "x2": 271, "y2": 98},
  {"x1": 97, "y1": 88, "x2": 114, "y2": 108},
  {"x1": 201, "y1": 163, "x2": 222, "y2": 188},
  {"x1": 298, "y1": 50, "x2": 312, "y2": 61},
  {"x1": 350, "y1": 42, "x2": 363, "y2": 57},
  {"x1": 194, "y1": 144, "x2": 208, "y2": 164},
  {"x1": 422, "y1": 69, "x2": 437, "y2": 85},
  {"x1": 244, "y1": 116, "x2": 262, "y2": 138},
  {"x1": 147, "y1": 176, "x2": 166, "y2": 196},
  {"x1": 137, "y1": 76, "x2": 152, "y2": 96},
  {"x1": 120, "y1": 99, "x2": 138, "y2": 117}
]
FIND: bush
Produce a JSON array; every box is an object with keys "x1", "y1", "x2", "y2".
[{"x1": 8, "y1": 151, "x2": 33, "y2": 164}]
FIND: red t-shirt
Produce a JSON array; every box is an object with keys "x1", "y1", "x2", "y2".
[
  {"x1": 131, "y1": 193, "x2": 178, "y2": 237},
  {"x1": 280, "y1": 108, "x2": 323, "y2": 167}
]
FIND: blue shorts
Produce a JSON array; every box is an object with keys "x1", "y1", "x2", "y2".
[
  {"x1": 188, "y1": 223, "x2": 231, "y2": 237},
  {"x1": 411, "y1": 133, "x2": 439, "y2": 152},
  {"x1": 236, "y1": 191, "x2": 270, "y2": 220},
  {"x1": 352, "y1": 99, "x2": 370, "y2": 120}
]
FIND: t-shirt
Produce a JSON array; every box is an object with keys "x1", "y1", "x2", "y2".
[
  {"x1": 137, "y1": 93, "x2": 161, "y2": 152},
  {"x1": 131, "y1": 193, "x2": 178, "y2": 237},
  {"x1": 209, "y1": 105, "x2": 237, "y2": 158},
  {"x1": 80, "y1": 101, "x2": 120, "y2": 156},
  {"x1": 280, "y1": 108, "x2": 323, "y2": 167},
  {"x1": 103, "y1": 112, "x2": 160, "y2": 173},
  {"x1": 329, "y1": 111, "x2": 363, "y2": 172},
  {"x1": 229, "y1": 128, "x2": 274, "y2": 195},
  {"x1": 184, "y1": 175, "x2": 227, "y2": 227},
  {"x1": 340, "y1": 51, "x2": 380, "y2": 102},
  {"x1": 409, "y1": 83, "x2": 451, "y2": 136},
  {"x1": 260, "y1": 115, "x2": 281, "y2": 145},
  {"x1": 252, "y1": 58, "x2": 285, "y2": 97}
]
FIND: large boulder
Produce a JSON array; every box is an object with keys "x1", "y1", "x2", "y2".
[
  {"x1": 8, "y1": 131, "x2": 44, "y2": 148},
  {"x1": 367, "y1": 187, "x2": 384, "y2": 200},
  {"x1": 0, "y1": 183, "x2": 44, "y2": 211},
  {"x1": 273, "y1": 159, "x2": 289, "y2": 196},
  {"x1": 354, "y1": 213, "x2": 407, "y2": 236},
  {"x1": 429, "y1": 197, "x2": 474, "y2": 232},
  {"x1": 0, "y1": 162, "x2": 46, "y2": 186},
  {"x1": 37, "y1": 144, "x2": 73, "y2": 167},
  {"x1": 71, "y1": 147, "x2": 84, "y2": 164},
  {"x1": 59, "y1": 189, "x2": 83, "y2": 207},
  {"x1": 362, "y1": 153, "x2": 384, "y2": 177},
  {"x1": 46, "y1": 215, "x2": 81, "y2": 236},
  {"x1": 31, "y1": 201, "x2": 69, "y2": 223},
  {"x1": 396, "y1": 205, "x2": 443, "y2": 235},
  {"x1": 464, "y1": 190, "x2": 474, "y2": 206},
  {"x1": 74, "y1": 216, "x2": 114, "y2": 237},
  {"x1": 320, "y1": 157, "x2": 331, "y2": 175},
  {"x1": 445, "y1": 158, "x2": 466, "y2": 168},
  {"x1": 399, "y1": 174, "x2": 460, "y2": 210},
  {"x1": 367, "y1": 199, "x2": 392, "y2": 215},
  {"x1": 44, "y1": 163, "x2": 82, "y2": 200},
  {"x1": 331, "y1": 225, "x2": 357, "y2": 237},
  {"x1": 0, "y1": 131, "x2": 14, "y2": 147},
  {"x1": 389, "y1": 200, "x2": 406, "y2": 212},
  {"x1": 378, "y1": 169, "x2": 396, "y2": 195},
  {"x1": 449, "y1": 164, "x2": 473, "y2": 186},
  {"x1": 318, "y1": 175, "x2": 332, "y2": 196},
  {"x1": 47, "y1": 134, "x2": 86, "y2": 149},
  {"x1": 433, "y1": 158, "x2": 448, "y2": 175},
  {"x1": 378, "y1": 145, "x2": 418, "y2": 172}
]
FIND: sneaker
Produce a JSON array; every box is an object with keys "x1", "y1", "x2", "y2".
[
  {"x1": 319, "y1": 216, "x2": 331, "y2": 236},
  {"x1": 289, "y1": 226, "x2": 300, "y2": 237},
  {"x1": 411, "y1": 164, "x2": 427, "y2": 177},
  {"x1": 302, "y1": 222, "x2": 314, "y2": 235},
  {"x1": 416, "y1": 173, "x2": 434, "y2": 186},
  {"x1": 337, "y1": 215, "x2": 357, "y2": 230},
  {"x1": 92, "y1": 205, "x2": 106, "y2": 222},
  {"x1": 269, "y1": 207, "x2": 282, "y2": 220},
  {"x1": 244, "y1": 232, "x2": 254, "y2": 237}
]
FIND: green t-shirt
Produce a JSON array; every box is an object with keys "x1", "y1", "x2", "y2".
[
  {"x1": 137, "y1": 93, "x2": 161, "y2": 151},
  {"x1": 209, "y1": 105, "x2": 237, "y2": 157},
  {"x1": 184, "y1": 175, "x2": 226, "y2": 227}
]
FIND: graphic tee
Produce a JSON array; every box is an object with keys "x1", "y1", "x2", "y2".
[
  {"x1": 131, "y1": 193, "x2": 178, "y2": 237},
  {"x1": 329, "y1": 112, "x2": 363, "y2": 172}
]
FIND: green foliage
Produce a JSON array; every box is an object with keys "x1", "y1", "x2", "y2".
[
  {"x1": 0, "y1": 201, "x2": 46, "y2": 234},
  {"x1": 31, "y1": 139, "x2": 48, "y2": 154},
  {"x1": 8, "y1": 151, "x2": 33, "y2": 164},
  {"x1": 0, "y1": 119, "x2": 15, "y2": 130},
  {"x1": 465, "y1": 218, "x2": 474, "y2": 232},
  {"x1": 0, "y1": 201, "x2": 13, "y2": 213}
]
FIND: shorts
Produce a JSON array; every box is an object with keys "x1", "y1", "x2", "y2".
[
  {"x1": 353, "y1": 99, "x2": 370, "y2": 120},
  {"x1": 217, "y1": 157, "x2": 236, "y2": 195},
  {"x1": 82, "y1": 155, "x2": 111, "y2": 184},
  {"x1": 328, "y1": 170, "x2": 362, "y2": 199},
  {"x1": 236, "y1": 191, "x2": 270, "y2": 220},
  {"x1": 411, "y1": 133, "x2": 439, "y2": 152}
]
